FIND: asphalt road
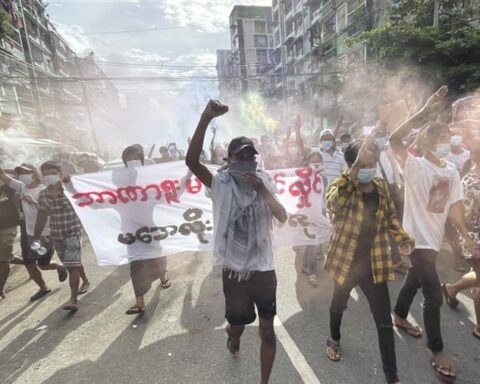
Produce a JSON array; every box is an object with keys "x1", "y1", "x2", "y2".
[{"x1": 1, "y1": 240, "x2": 479, "y2": 384}]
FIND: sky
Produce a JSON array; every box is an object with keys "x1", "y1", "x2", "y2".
[{"x1": 47, "y1": 0, "x2": 272, "y2": 148}]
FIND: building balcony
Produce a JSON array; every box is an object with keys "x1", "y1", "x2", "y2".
[
  {"x1": 285, "y1": 7, "x2": 294, "y2": 20},
  {"x1": 275, "y1": 61, "x2": 283, "y2": 72},
  {"x1": 311, "y1": 8, "x2": 321, "y2": 26},
  {"x1": 347, "y1": 0, "x2": 366, "y2": 16},
  {"x1": 287, "y1": 55, "x2": 295, "y2": 64},
  {"x1": 0, "y1": 36, "x2": 25, "y2": 60},
  {"x1": 285, "y1": 30, "x2": 295, "y2": 44}
]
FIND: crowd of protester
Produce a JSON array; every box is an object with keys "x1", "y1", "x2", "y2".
[{"x1": 0, "y1": 86, "x2": 479, "y2": 384}]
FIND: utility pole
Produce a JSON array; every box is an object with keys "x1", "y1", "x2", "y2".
[{"x1": 433, "y1": 0, "x2": 440, "y2": 27}]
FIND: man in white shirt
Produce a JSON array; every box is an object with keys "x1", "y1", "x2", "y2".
[
  {"x1": 186, "y1": 100, "x2": 287, "y2": 384},
  {"x1": 443, "y1": 135, "x2": 470, "y2": 172},
  {"x1": 389, "y1": 86, "x2": 476, "y2": 383},
  {"x1": 0, "y1": 164, "x2": 67, "y2": 301}
]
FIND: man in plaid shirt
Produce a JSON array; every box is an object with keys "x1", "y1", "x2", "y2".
[
  {"x1": 34, "y1": 161, "x2": 89, "y2": 311},
  {"x1": 324, "y1": 135, "x2": 414, "y2": 384}
]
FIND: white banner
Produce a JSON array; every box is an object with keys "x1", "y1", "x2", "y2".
[{"x1": 65, "y1": 161, "x2": 332, "y2": 266}]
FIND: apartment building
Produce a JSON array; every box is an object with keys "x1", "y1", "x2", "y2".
[
  {"x1": 228, "y1": 5, "x2": 275, "y2": 96},
  {"x1": 273, "y1": 0, "x2": 389, "y2": 124},
  {"x1": 216, "y1": 49, "x2": 233, "y2": 99}
]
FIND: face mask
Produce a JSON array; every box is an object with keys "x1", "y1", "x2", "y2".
[
  {"x1": 434, "y1": 144, "x2": 450, "y2": 158},
  {"x1": 310, "y1": 163, "x2": 322, "y2": 169},
  {"x1": 19, "y1": 174, "x2": 34, "y2": 185},
  {"x1": 341, "y1": 143, "x2": 350, "y2": 150},
  {"x1": 321, "y1": 140, "x2": 333, "y2": 151},
  {"x1": 450, "y1": 136, "x2": 463, "y2": 146},
  {"x1": 374, "y1": 137, "x2": 388, "y2": 150},
  {"x1": 357, "y1": 168, "x2": 377, "y2": 184},
  {"x1": 43, "y1": 175, "x2": 60, "y2": 186},
  {"x1": 126, "y1": 160, "x2": 142, "y2": 168},
  {"x1": 229, "y1": 159, "x2": 257, "y2": 174}
]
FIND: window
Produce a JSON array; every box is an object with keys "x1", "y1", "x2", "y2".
[
  {"x1": 256, "y1": 49, "x2": 268, "y2": 63},
  {"x1": 254, "y1": 20, "x2": 267, "y2": 34},
  {"x1": 254, "y1": 35, "x2": 268, "y2": 48},
  {"x1": 268, "y1": 35, "x2": 273, "y2": 48},
  {"x1": 322, "y1": 15, "x2": 336, "y2": 40}
]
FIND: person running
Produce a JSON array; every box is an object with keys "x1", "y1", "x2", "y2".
[
  {"x1": 389, "y1": 86, "x2": 476, "y2": 382},
  {"x1": 324, "y1": 135, "x2": 414, "y2": 384},
  {"x1": 186, "y1": 99, "x2": 287, "y2": 384},
  {"x1": 0, "y1": 164, "x2": 68, "y2": 301},
  {"x1": 442, "y1": 126, "x2": 480, "y2": 340},
  {"x1": 33, "y1": 161, "x2": 90, "y2": 311},
  {"x1": 121, "y1": 144, "x2": 171, "y2": 316}
]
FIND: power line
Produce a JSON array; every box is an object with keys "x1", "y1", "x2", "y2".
[{"x1": 62, "y1": 26, "x2": 186, "y2": 36}]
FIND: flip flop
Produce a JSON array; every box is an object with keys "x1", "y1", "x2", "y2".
[
  {"x1": 57, "y1": 267, "x2": 68, "y2": 283},
  {"x1": 325, "y1": 337, "x2": 341, "y2": 361},
  {"x1": 161, "y1": 279, "x2": 172, "y2": 289},
  {"x1": 78, "y1": 282, "x2": 90, "y2": 295},
  {"x1": 441, "y1": 283, "x2": 459, "y2": 309},
  {"x1": 431, "y1": 359, "x2": 456, "y2": 383},
  {"x1": 125, "y1": 305, "x2": 145, "y2": 315},
  {"x1": 394, "y1": 322, "x2": 423, "y2": 338},
  {"x1": 63, "y1": 304, "x2": 79, "y2": 312},
  {"x1": 30, "y1": 289, "x2": 51, "y2": 301},
  {"x1": 473, "y1": 329, "x2": 480, "y2": 340},
  {"x1": 225, "y1": 327, "x2": 240, "y2": 356}
]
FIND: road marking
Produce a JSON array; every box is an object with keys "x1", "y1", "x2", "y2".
[
  {"x1": 215, "y1": 318, "x2": 321, "y2": 384},
  {"x1": 350, "y1": 288, "x2": 359, "y2": 302},
  {"x1": 456, "y1": 292, "x2": 476, "y2": 324},
  {"x1": 274, "y1": 317, "x2": 321, "y2": 384}
]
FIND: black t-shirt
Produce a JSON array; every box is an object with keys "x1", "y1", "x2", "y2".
[
  {"x1": 0, "y1": 184, "x2": 20, "y2": 230},
  {"x1": 354, "y1": 188, "x2": 380, "y2": 260}
]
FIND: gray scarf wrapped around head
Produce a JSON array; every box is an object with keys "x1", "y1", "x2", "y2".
[{"x1": 223, "y1": 160, "x2": 272, "y2": 280}]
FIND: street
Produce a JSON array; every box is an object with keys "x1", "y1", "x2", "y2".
[{"x1": 0, "y1": 240, "x2": 479, "y2": 384}]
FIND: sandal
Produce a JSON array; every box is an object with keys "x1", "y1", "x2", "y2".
[
  {"x1": 308, "y1": 275, "x2": 319, "y2": 287},
  {"x1": 325, "y1": 337, "x2": 341, "y2": 361},
  {"x1": 441, "y1": 284, "x2": 459, "y2": 309},
  {"x1": 30, "y1": 289, "x2": 51, "y2": 301},
  {"x1": 431, "y1": 359, "x2": 456, "y2": 383},
  {"x1": 78, "y1": 282, "x2": 90, "y2": 295},
  {"x1": 394, "y1": 322, "x2": 422, "y2": 338},
  {"x1": 63, "y1": 303, "x2": 79, "y2": 312},
  {"x1": 225, "y1": 327, "x2": 240, "y2": 356},
  {"x1": 125, "y1": 305, "x2": 145, "y2": 315},
  {"x1": 473, "y1": 329, "x2": 480, "y2": 340},
  {"x1": 161, "y1": 279, "x2": 171, "y2": 289}
]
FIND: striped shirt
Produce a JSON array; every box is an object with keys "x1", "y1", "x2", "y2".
[
  {"x1": 324, "y1": 174, "x2": 414, "y2": 285},
  {"x1": 37, "y1": 188, "x2": 82, "y2": 241},
  {"x1": 308, "y1": 148, "x2": 346, "y2": 186}
]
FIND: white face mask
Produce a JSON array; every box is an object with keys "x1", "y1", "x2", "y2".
[
  {"x1": 19, "y1": 174, "x2": 34, "y2": 185},
  {"x1": 126, "y1": 160, "x2": 142, "y2": 168},
  {"x1": 310, "y1": 163, "x2": 322, "y2": 169},
  {"x1": 43, "y1": 175, "x2": 60, "y2": 186}
]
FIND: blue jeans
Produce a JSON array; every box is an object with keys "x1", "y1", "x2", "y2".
[{"x1": 303, "y1": 245, "x2": 320, "y2": 275}]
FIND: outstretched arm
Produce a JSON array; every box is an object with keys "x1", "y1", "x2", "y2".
[
  {"x1": 186, "y1": 100, "x2": 228, "y2": 189},
  {"x1": 332, "y1": 114, "x2": 344, "y2": 138},
  {"x1": 389, "y1": 85, "x2": 448, "y2": 168}
]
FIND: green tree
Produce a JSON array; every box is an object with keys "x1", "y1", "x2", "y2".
[
  {"x1": 0, "y1": 7, "x2": 15, "y2": 39},
  {"x1": 352, "y1": 0, "x2": 480, "y2": 94}
]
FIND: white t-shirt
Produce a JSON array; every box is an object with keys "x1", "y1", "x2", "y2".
[
  {"x1": 402, "y1": 154, "x2": 463, "y2": 251},
  {"x1": 310, "y1": 148, "x2": 346, "y2": 186},
  {"x1": 9, "y1": 179, "x2": 50, "y2": 237},
  {"x1": 377, "y1": 148, "x2": 402, "y2": 186},
  {"x1": 443, "y1": 150, "x2": 470, "y2": 171}
]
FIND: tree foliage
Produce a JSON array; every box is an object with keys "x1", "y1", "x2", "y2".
[
  {"x1": 0, "y1": 7, "x2": 15, "y2": 39},
  {"x1": 353, "y1": 0, "x2": 480, "y2": 93}
]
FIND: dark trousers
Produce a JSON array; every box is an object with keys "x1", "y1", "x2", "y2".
[
  {"x1": 394, "y1": 249, "x2": 443, "y2": 352},
  {"x1": 329, "y1": 257, "x2": 398, "y2": 384}
]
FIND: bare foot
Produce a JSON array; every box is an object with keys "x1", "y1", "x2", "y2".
[{"x1": 63, "y1": 300, "x2": 78, "y2": 311}]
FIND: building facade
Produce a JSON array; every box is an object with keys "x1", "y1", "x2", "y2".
[{"x1": 228, "y1": 5, "x2": 275, "y2": 96}]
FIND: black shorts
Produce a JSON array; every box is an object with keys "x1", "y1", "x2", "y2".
[
  {"x1": 222, "y1": 270, "x2": 277, "y2": 326},
  {"x1": 23, "y1": 235, "x2": 54, "y2": 266}
]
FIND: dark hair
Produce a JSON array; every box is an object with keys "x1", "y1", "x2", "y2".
[
  {"x1": 339, "y1": 133, "x2": 352, "y2": 142},
  {"x1": 40, "y1": 161, "x2": 61, "y2": 174},
  {"x1": 159, "y1": 146, "x2": 168, "y2": 153},
  {"x1": 344, "y1": 140, "x2": 363, "y2": 166},
  {"x1": 121, "y1": 144, "x2": 145, "y2": 166}
]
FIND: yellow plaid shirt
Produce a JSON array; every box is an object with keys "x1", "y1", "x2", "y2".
[{"x1": 324, "y1": 174, "x2": 414, "y2": 285}]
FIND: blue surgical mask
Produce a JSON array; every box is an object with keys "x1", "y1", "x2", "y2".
[
  {"x1": 19, "y1": 174, "x2": 34, "y2": 185},
  {"x1": 374, "y1": 137, "x2": 388, "y2": 150},
  {"x1": 357, "y1": 168, "x2": 377, "y2": 184},
  {"x1": 321, "y1": 140, "x2": 333, "y2": 151},
  {"x1": 434, "y1": 144, "x2": 450, "y2": 158}
]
